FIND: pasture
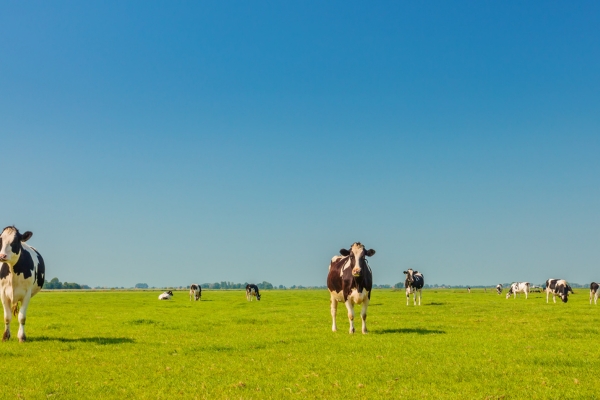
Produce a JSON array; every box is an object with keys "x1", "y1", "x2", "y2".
[{"x1": 2, "y1": 289, "x2": 600, "y2": 399}]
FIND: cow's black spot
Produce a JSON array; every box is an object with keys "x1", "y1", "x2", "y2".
[
  {"x1": 9, "y1": 234, "x2": 21, "y2": 256},
  {"x1": 0, "y1": 263, "x2": 9, "y2": 280},
  {"x1": 12, "y1": 249, "x2": 33, "y2": 279},
  {"x1": 35, "y1": 250, "x2": 45, "y2": 288}
]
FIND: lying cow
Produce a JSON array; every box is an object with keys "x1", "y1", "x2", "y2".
[
  {"x1": 590, "y1": 282, "x2": 599, "y2": 305},
  {"x1": 496, "y1": 284, "x2": 503, "y2": 295},
  {"x1": 158, "y1": 290, "x2": 174, "y2": 300},
  {"x1": 327, "y1": 242, "x2": 375, "y2": 334},
  {"x1": 0, "y1": 226, "x2": 45, "y2": 342},
  {"x1": 545, "y1": 279, "x2": 573, "y2": 303},
  {"x1": 246, "y1": 284, "x2": 261, "y2": 301},
  {"x1": 506, "y1": 282, "x2": 530, "y2": 299},
  {"x1": 189, "y1": 284, "x2": 201, "y2": 301},
  {"x1": 403, "y1": 269, "x2": 424, "y2": 305}
]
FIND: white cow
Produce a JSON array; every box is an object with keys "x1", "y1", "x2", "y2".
[
  {"x1": 158, "y1": 290, "x2": 173, "y2": 300},
  {"x1": 590, "y1": 282, "x2": 599, "y2": 305},
  {"x1": 506, "y1": 282, "x2": 530, "y2": 299},
  {"x1": 0, "y1": 226, "x2": 45, "y2": 342}
]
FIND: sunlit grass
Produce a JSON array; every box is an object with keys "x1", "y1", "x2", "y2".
[{"x1": 1, "y1": 289, "x2": 599, "y2": 399}]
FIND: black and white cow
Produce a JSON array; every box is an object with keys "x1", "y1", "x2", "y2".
[
  {"x1": 590, "y1": 282, "x2": 599, "y2": 305},
  {"x1": 327, "y1": 242, "x2": 375, "y2": 334},
  {"x1": 0, "y1": 226, "x2": 45, "y2": 342},
  {"x1": 403, "y1": 269, "x2": 424, "y2": 306},
  {"x1": 158, "y1": 290, "x2": 174, "y2": 300},
  {"x1": 545, "y1": 279, "x2": 573, "y2": 303},
  {"x1": 189, "y1": 284, "x2": 201, "y2": 301},
  {"x1": 246, "y1": 284, "x2": 261, "y2": 301},
  {"x1": 506, "y1": 282, "x2": 530, "y2": 299},
  {"x1": 496, "y1": 284, "x2": 503, "y2": 295}
]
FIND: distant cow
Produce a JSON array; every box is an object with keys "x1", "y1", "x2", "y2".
[
  {"x1": 506, "y1": 282, "x2": 530, "y2": 299},
  {"x1": 327, "y1": 242, "x2": 375, "y2": 334},
  {"x1": 189, "y1": 284, "x2": 201, "y2": 301},
  {"x1": 403, "y1": 269, "x2": 424, "y2": 306},
  {"x1": 158, "y1": 290, "x2": 174, "y2": 300},
  {"x1": 0, "y1": 226, "x2": 45, "y2": 342},
  {"x1": 246, "y1": 284, "x2": 261, "y2": 301},
  {"x1": 590, "y1": 282, "x2": 599, "y2": 305},
  {"x1": 496, "y1": 284, "x2": 503, "y2": 295},
  {"x1": 545, "y1": 279, "x2": 573, "y2": 303}
]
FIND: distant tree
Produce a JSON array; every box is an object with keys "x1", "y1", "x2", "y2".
[
  {"x1": 135, "y1": 283, "x2": 149, "y2": 289},
  {"x1": 211, "y1": 282, "x2": 221, "y2": 289},
  {"x1": 394, "y1": 282, "x2": 404, "y2": 289}
]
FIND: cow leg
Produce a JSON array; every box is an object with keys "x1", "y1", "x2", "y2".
[
  {"x1": 418, "y1": 289, "x2": 422, "y2": 306},
  {"x1": 553, "y1": 294, "x2": 556, "y2": 304},
  {"x1": 405, "y1": 288, "x2": 409, "y2": 306},
  {"x1": 360, "y1": 298, "x2": 369, "y2": 334},
  {"x1": 2, "y1": 297, "x2": 11, "y2": 341},
  {"x1": 413, "y1": 291, "x2": 417, "y2": 306},
  {"x1": 17, "y1": 295, "x2": 31, "y2": 342},
  {"x1": 595, "y1": 292, "x2": 599, "y2": 305},
  {"x1": 344, "y1": 300, "x2": 355, "y2": 334},
  {"x1": 546, "y1": 290, "x2": 549, "y2": 303},
  {"x1": 331, "y1": 299, "x2": 338, "y2": 332}
]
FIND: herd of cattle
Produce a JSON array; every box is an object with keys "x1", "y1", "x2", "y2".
[{"x1": 0, "y1": 227, "x2": 598, "y2": 341}]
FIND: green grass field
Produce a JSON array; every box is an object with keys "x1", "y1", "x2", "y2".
[{"x1": 1, "y1": 289, "x2": 599, "y2": 399}]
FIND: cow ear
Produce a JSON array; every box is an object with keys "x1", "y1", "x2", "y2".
[
  {"x1": 21, "y1": 231, "x2": 33, "y2": 242},
  {"x1": 339, "y1": 249, "x2": 350, "y2": 256},
  {"x1": 403, "y1": 271, "x2": 407, "y2": 274},
  {"x1": 366, "y1": 249, "x2": 375, "y2": 257}
]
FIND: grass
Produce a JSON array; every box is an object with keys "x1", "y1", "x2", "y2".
[{"x1": 1, "y1": 289, "x2": 600, "y2": 399}]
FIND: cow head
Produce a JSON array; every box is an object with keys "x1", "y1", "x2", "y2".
[
  {"x1": 403, "y1": 269, "x2": 416, "y2": 284},
  {"x1": 167, "y1": 291, "x2": 174, "y2": 296},
  {"x1": 0, "y1": 226, "x2": 32, "y2": 265},
  {"x1": 505, "y1": 288, "x2": 513, "y2": 299},
  {"x1": 340, "y1": 242, "x2": 375, "y2": 277},
  {"x1": 559, "y1": 286, "x2": 569, "y2": 303},
  {"x1": 256, "y1": 292, "x2": 261, "y2": 301}
]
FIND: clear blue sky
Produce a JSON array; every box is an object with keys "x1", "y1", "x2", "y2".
[{"x1": 1, "y1": 1, "x2": 598, "y2": 287}]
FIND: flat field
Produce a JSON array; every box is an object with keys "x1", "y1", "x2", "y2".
[{"x1": 1, "y1": 289, "x2": 600, "y2": 399}]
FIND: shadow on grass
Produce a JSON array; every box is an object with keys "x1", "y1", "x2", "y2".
[
  {"x1": 425, "y1": 302, "x2": 446, "y2": 306},
  {"x1": 373, "y1": 328, "x2": 445, "y2": 335},
  {"x1": 29, "y1": 336, "x2": 135, "y2": 345}
]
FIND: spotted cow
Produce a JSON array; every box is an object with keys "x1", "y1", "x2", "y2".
[
  {"x1": 506, "y1": 282, "x2": 530, "y2": 299},
  {"x1": 189, "y1": 284, "x2": 201, "y2": 301},
  {"x1": 158, "y1": 290, "x2": 173, "y2": 300},
  {"x1": 0, "y1": 226, "x2": 45, "y2": 342},
  {"x1": 545, "y1": 279, "x2": 573, "y2": 303},
  {"x1": 327, "y1": 242, "x2": 375, "y2": 334},
  {"x1": 246, "y1": 284, "x2": 261, "y2": 301},
  {"x1": 590, "y1": 282, "x2": 599, "y2": 305},
  {"x1": 496, "y1": 284, "x2": 503, "y2": 295},
  {"x1": 403, "y1": 269, "x2": 424, "y2": 305}
]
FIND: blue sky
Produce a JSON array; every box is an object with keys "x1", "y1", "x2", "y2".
[{"x1": 1, "y1": 1, "x2": 598, "y2": 287}]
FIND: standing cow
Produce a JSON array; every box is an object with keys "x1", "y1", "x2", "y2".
[
  {"x1": 0, "y1": 226, "x2": 45, "y2": 342},
  {"x1": 246, "y1": 284, "x2": 261, "y2": 301},
  {"x1": 189, "y1": 284, "x2": 201, "y2": 301},
  {"x1": 545, "y1": 279, "x2": 573, "y2": 303},
  {"x1": 327, "y1": 242, "x2": 375, "y2": 334},
  {"x1": 496, "y1": 284, "x2": 503, "y2": 295},
  {"x1": 403, "y1": 269, "x2": 424, "y2": 305},
  {"x1": 590, "y1": 282, "x2": 599, "y2": 305},
  {"x1": 506, "y1": 282, "x2": 530, "y2": 299}
]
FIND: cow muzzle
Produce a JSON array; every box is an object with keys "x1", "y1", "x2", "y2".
[
  {"x1": 352, "y1": 267, "x2": 361, "y2": 277},
  {"x1": 0, "y1": 254, "x2": 7, "y2": 262}
]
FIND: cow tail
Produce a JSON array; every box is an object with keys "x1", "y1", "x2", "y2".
[{"x1": 12, "y1": 302, "x2": 20, "y2": 316}]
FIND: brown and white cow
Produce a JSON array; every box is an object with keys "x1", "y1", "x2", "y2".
[
  {"x1": 590, "y1": 282, "x2": 599, "y2": 305},
  {"x1": 189, "y1": 284, "x2": 201, "y2": 301},
  {"x1": 496, "y1": 284, "x2": 503, "y2": 295},
  {"x1": 545, "y1": 278, "x2": 573, "y2": 303},
  {"x1": 0, "y1": 226, "x2": 45, "y2": 342},
  {"x1": 327, "y1": 242, "x2": 375, "y2": 334},
  {"x1": 403, "y1": 269, "x2": 424, "y2": 305},
  {"x1": 246, "y1": 284, "x2": 261, "y2": 301}
]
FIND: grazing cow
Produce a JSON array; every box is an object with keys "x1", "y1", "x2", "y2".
[
  {"x1": 403, "y1": 269, "x2": 424, "y2": 306},
  {"x1": 158, "y1": 290, "x2": 174, "y2": 300},
  {"x1": 506, "y1": 282, "x2": 530, "y2": 299},
  {"x1": 327, "y1": 242, "x2": 375, "y2": 334},
  {"x1": 0, "y1": 226, "x2": 45, "y2": 342},
  {"x1": 246, "y1": 284, "x2": 261, "y2": 301},
  {"x1": 189, "y1": 284, "x2": 201, "y2": 301},
  {"x1": 590, "y1": 282, "x2": 599, "y2": 305},
  {"x1": 545, "y1": 279, "x2": 573, "y2": 303},
  {"x1": 496, "y1": 284, "x2": 503, "y2": 295}
]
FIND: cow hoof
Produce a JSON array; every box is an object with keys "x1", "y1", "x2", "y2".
[
  {"x1": 362, "y1": 330, "x2": 368, "y2": 334},
  {"x1": 2, "y1": 332, "x2": 10, "y2": 342},
  {"x1": 349, "y1": 329, "x2": 355, "y2": 334},
  {"x1": 18, "y1": 336, "x2": 26, "y2": 343}
]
